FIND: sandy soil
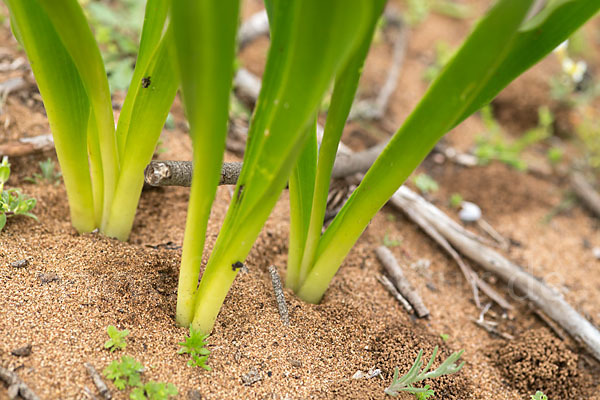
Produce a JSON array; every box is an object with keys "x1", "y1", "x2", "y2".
[{"x1": 1, "y1": 1, "x2": 600, "y2": 399}]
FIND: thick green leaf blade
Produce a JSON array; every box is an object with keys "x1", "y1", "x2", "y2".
[
  {"x1": 456, "y1": 0, "x2": 600, "y2": 125},
  {"x1": 5, "y1": 0, "x2": 95, "y2": 232},
  {"x1": 102, "y1": 29, "x2": 179, "y2": 240},
  {"x1": 116, "y1": 0, "x2": 171, "y2": 159},
  {"x1": 286, "y1": 118, "x2": 318, "y2": 290},
  {"x1": 172, "y1": 0, "x2": 240, "y2": 327},
  {"x1": 294, "y1": 0, "x2": 386, "y2": 290},
  {"x1": 37, "y1": 0, "x2": 118, "y2": 226},
  {"x1": 298, "y1": 0, "x2": 535, "y2": 303}
]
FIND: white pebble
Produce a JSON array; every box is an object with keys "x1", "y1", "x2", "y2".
[{"x1": 459, "y1": 201, "x2": 482, "y2": 222}]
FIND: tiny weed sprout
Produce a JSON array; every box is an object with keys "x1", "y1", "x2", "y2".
[
  {"x1": 449, "y1": 193, "x2": 463, "y2": 209},
  {"x1": 130, "y1": 381, "x2": 178, "y2": 400},
  {"x1": 103, "y1": 355, "x2": 143, "y2": 390},
  {"x1": 24, "y1": 158, "x2": 62, "y2": 185},
  {"x1": 178, "y1": 327, "x2": 211, "y2": 370},
  {"x1": 413, "y1": 173, "x2": 439, "y2": 194},
  {"x1": 414, "y1": 385, "x2": 435, "y2": 400},
  {"x1": 531, "y1": 391, "x2": 548, "y2": 400},
  {"x1": 383, "y1": 233, "x2": 402, "y2": 248},
  {"x1": 104, "y1": 325, "x2": 129, "y2": 352},
  {"x1": 0, "y1": 156, "x2": 37, "y2": 232},
  {"x1": 384, "y1": 346, "x2": 465, "y2": 397}
]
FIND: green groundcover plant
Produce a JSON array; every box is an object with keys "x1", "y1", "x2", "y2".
[{"x1": 6, "y1": 0, "x2": 599, "y2": 336}]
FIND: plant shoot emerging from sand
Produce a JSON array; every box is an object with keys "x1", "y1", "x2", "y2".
[
  {"x1": 385, "y1": 346, "x2": 465, "y2": 397},
  {"x1": 0, "y1": 156, "x2": 37, "y2": 232},
  {"x1": 104, "y1": 325, "x2": 129, "y2": 352},
  {"x1": 178, "y1": 327, "x2": 211, "y2": 370}
]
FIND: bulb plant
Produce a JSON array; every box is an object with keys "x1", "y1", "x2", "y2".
[
  {"x1": 4, "y1": 0, "x2": 177, "y2": 240},
  {"x1": 6, "y1": 0, "x2": 599, "y2": 337},
  {"x1": 173, "y1": 0, "x2": 599, "y2": 335}
]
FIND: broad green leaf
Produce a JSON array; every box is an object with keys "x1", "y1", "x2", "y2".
[
  {"x1": 293, "y1": 0, "x2": 387, "y2": 290},
  {"x1": 298, "y1": 0, "x2": 535, "y2": 303},
  {"x1": 116, "y1": 0, "x2": 171, "y2": 159},
  {"x1": 172, "y1": 0, "x2": 240, "y2": 327},
  {"x1": 456, "y1": 0, "x2": 600, "y2": 125},
  {"x1": 102, "y1": 29, "x2": 179, "y2": 240},
  {"x1": 0, "y1": 213, "x2": 6, "y2": 232},
  {"x1": 286, "y1": 118, "x2": 318, "y2": 290},
  {"x1": 37, "y1": 0, "x2": 118, "y2": 226},
  {"x1": 5, "y1": 0, "x2": 95, "y2": 232}
]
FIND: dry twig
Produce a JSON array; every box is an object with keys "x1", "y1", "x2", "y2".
[
  {"x1": 377, "y1": 274, "x2": 414, "y2": 314},
  {"x1": 570, "y1": 171, "x2": 600, "y2": 218},
  {"x1": 375, "y1": 246, "x2": 429, "y2": 318},
  {"x1": 268, "y1": 265, "x2": 290, "y2": 326},
  {"x1": 0, "y1": 134, "x2": 54, "y2": 158},
  {"x1": 84, "y1": 362, "x2": 111, "y2": 400},
  {"x1": 389, "y1": 186, "x2": 600, "y2": 361},
  {"x1": 0, "y1": 366, "x2": 41, "y2": 400}
]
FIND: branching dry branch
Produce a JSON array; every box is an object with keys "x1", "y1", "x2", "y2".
[{"x1": 389, "y1": 186, "x2": 600, "y2": 361}]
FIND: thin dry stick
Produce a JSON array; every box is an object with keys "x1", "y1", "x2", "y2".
[
  {"x1": 375, "y1": 246, "x2": 429, "y2": 318},
  {"x1": 84, "y1": 362, "x2": 112, "y2": 400},
  {"x1": 377, "y1": 274, "x2": 414, "y2": 314},
  {"x1": 0, "y1": 366, "x2": 41, "y2": 400},
  {"x1": 0, "y1": 134, "x2": 54, "y2": 157},
  {"x1": 389, "y1": 185, "x2": 600, "y2": 362},
  {"x1": 570, "y1": 171, "x2": 600, "y2": 218},
  {"x1": 268, "y1": 265, "x2": 290, "y2": 326},
  {"x1": 349, "y1": 16, "x2": 407, "y2": 121},
  {"x1": 144, "y1": 160, "x2": 241, "y2": 187},
  {"x1": 238, "y1": 10, "x2": 269, "y2": 50}
]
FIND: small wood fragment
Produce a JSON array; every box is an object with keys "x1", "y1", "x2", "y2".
[
  {"x1": 145, "y1": 160, "x2": 242, "y2": 187},
  {"x1": 0, "y1": 366, "x2": 41, "y2": 400},
  {"x1": 0, "y1": 134, "x2": 54, "y2": 157},
  {"x1": 375, "y1": 246, "x2": 429, "y2": 318},
  {"x1": 377, "y1": 274, "x2": 413, "y2": 314},
  {"x1": 268, "y1": 265, "x2": 289, "y2": 326},
  {"x1": 571, "y1": 171, "x2": 600, "y2": 218},
  {"x1": 84, "y1": 362, "x2": 112, "y2": 400}
]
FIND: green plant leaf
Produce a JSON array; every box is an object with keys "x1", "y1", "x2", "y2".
[
  {"x1": 286, "y1": 119, "x2": 318, "y2": 290},
  {"x1": 171, "y1": 0, "x2": 240, "y2": 327},
  {"x1": 5, "y1": 0, "x2": 95, "y2": 232}
]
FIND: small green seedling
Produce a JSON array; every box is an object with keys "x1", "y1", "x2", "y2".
[
  {"x1": 0, "y1": 156, "x2": 37, "y2": 232},
  {"x1": 24, "y1": 158, "x2": 62, "y2": 185},
  {"x1": 448, "y1": 193, "x2": 463, "y2": 209},
  {"x1": 130, "y1": 381, "x2": 178, "y2": 400},
  {"x1": 383, "y1": 233, "x2": 402, "y2": 248},
  {"x1": 385, "y1": 346, "x2": 464, "y2": 397},
  {"x1": 104, "y1": 325, "x2": 129, "y2": 352},
  {"x1": 414, "y1": 385, "x2": 435, "y2": 400},
  {"x1": 103, "y1": 355, "x2": 144, "y2": 390},
  {"x1": 531, "y1": 391, "x2": 548, "y2": 400},
  {"x1": 413, "y1": 173, "x2": 439, "y2": 194},
  {"x1": 440, "y1": 333, "x2": 449, "y2": 341},
  {"x1": 547, "y1": 147, "x2": 563, "y2": 166},
  {"x1": 178, "y1": 326, "x2": 211, "y2": 370}
]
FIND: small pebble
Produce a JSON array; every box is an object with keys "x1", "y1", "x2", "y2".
[
  {"x1": 593, "y1": 247, "x2": 600, "y2": 260},
  {"x1": 241, "y1": 367, "x2": 262, "y2": 386},
  {"x1": 10, "y1": 259, "x2": 28, "y2": 268},
  {"x1": 37, "y1": 272, "x2": 60, "y2": 284},
  {"x1": 11, "y1": 344, "x2": 32, "y2": 357},
  {"x1": 459, "y1": 201, "x2": 482, "y2": 222},
  {"x1": 187, "y1": 389, "x2": 202, "y2": 400},
  {"x1": 287, "y1": 358, "x2": 302, "y2": 368}
]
